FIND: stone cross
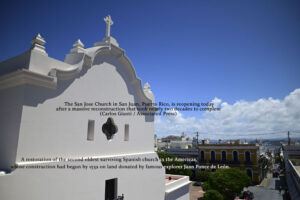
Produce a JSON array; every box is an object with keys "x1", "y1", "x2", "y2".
[{"x1": 104, "y1": 15, "x2": 114, "y2": 38}]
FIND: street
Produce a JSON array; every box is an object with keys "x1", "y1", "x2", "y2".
[{"x1": 247, "y1": 176, "x2": 284, "y2": 200}]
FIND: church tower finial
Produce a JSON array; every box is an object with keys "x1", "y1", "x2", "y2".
[
  {"x1": 144, "y1": 82, "x2": 151, "y2": 90},
  {"x1": 94, "y1": 15, "x2": 119, "y2": 47},
  {"x1": 70, "y1": 39, "x2": 85, "y2": 53},
  {"x1": 104, "y1": 15, "x2": 114, "y2": 38},
  {"x1": 143, "y1": 82, "x2": 155, "y2": 101},
  {"x1": 30, "y1": 33, "x2": 47, "y2": 56}
]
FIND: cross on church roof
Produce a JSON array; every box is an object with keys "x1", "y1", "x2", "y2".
[{"x1": 104, "y1": 15, "x2": 114, "y2": 38}]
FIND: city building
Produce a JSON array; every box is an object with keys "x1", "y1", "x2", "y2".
[
  {"x1": 158, "y1": 133, "x2": 193, "y2": 150},
  {"x1": 0, "y1": 16, "x2": 190, "y2": 200},
  {"x1": 198, "y1": 141, "x2": 262, "y2": 184},
  {"x1": 169, "y1": 133, "x2": 192, "y2": 150},
  {"x1": 164, "y1": 139, "x2": 268, "y2": 184}
]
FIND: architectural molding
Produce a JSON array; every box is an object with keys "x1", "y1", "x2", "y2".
[
  {"x1": 92, "y1": 45, "x2": 154, "y2": 104},
  {"x1": 199, "y1": 146, "x2": 259, "y2": 150},
  {"x1": 0, "y1": 69, "x2": 56, "y2": 90}
]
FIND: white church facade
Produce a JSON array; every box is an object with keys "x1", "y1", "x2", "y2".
[{"x1": 0, "y1": 16, "x2": 190, "y2": 200}]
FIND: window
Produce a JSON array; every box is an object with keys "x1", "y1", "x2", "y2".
[
  {"x1": 102, "y1": 118, "x2": 118, "y2": 140},
  {"x1": 87, "y1": 120, "x2": 95, "y2": 141},
  {"x1": 200, "y1": 151, "x2": 205, "y2": 161},
  {"x1": 245, "y1": 151, "x2": 251, "y2": 162},
  {"x1": 124, "y1": 124, "x2": 129, "y2": 141},
  {"x1": 210, "y1": 151, "x2": 216, "y2": 162},
  {"x1": 222, "y1": 151, "x2": 227, "y2": 161},
  {"x1": 233, "y1": 151, "x2": 239, "y2": 162}
]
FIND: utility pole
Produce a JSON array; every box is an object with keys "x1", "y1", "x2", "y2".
[
  {"x1": 288, "y1": 131, "x2": 291, "y2": 145},
  {"x1": 195, "y1": 132, "x2": 200, "y2": 166}
]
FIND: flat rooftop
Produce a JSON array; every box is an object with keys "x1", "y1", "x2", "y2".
[
  {"x1": 165, "y1": 175, "x2": 182, "y2": 184},
  {"x1": 165, "y1": 174, "x2": 191, "y2": 194}
]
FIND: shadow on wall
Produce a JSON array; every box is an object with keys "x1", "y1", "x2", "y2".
[
  {"x1": 24, "y1": 51, "x2": 154, "y2": 122},
  {"x1": 165, "y1": 184, "x2": 190, "y2": 200}
]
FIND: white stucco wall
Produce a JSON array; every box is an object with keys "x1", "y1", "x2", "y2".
[
  {"x1": 14, "y1": 52, "x2": 154, "y2": 161},
  {"x1": 0, "y1": 153, "x2": 165, "y2": 200},
  {"x1": 165, "y1": 184, "x2": 190, "y2": 200},
  {"x1": 165, "y1": 175, "x2": 191, "y2": 200},
  {"x1": 0, "y1": 45, "x2": 167, "y2": 200},
  {"x1": 0, "y1": 86, "x2": 24, "y2": 171}
]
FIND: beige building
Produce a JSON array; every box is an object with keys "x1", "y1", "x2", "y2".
[{"x1": 198, "y1": 142, "x2": 261, "y2": 184}]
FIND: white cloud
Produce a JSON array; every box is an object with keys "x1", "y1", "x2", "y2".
[
  {"x1": 155, "y1": 88, "x2": 300, "y2": 139},
  {"x1": 212, "y1": 97, "x2": 222, "y2": 108}
]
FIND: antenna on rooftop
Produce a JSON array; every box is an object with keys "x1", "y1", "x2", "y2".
[{"x1": 195, "y1": 132, "x2": 199, "y2": 145}]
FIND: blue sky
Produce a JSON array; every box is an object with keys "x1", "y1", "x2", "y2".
[{"x1": 1, "y1": 0, "x2": 300, "y2": 139}]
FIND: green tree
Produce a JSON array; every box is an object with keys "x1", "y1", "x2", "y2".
[
  {"x1": 204, "y1": 168, "x2": 251, "y2": 200},
  {"x1": 275, "y1": 156, "x2": 281, "y2": 164},
  {"x1": 196, "y1": 171, "x2": 210, "y2": 182},
  {"x1": 203, "y1": 190, "x2": 224, "y2": 200},
  {"x1": 202, "y1": 182, "x2": 211, "y2": 191},
  {"x1": 157, "y1": 152, "x2": 194, "y2": 179}
]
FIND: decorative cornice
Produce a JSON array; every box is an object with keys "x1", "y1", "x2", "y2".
[
  {"x1": 49, "y1": 54, "x2": 92, "y2": 80},
  {"x1": 0, "y1": 69, "x2": 57, "y2": 90},
  {"x1": 92, "y1": 45, "x2": 153, "y2": 104},
  {"x1": 198, "y1": 145, "x2": 259, "y2": 150}
]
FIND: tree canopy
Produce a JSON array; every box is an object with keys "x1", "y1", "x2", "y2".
[
  {"x1": 157, "y1": 151, "x2": 193, "y2": 178},
  {"x1": 203, "y1": 190, "x2": 224, "y2": 200},
  {"x1": 203, "y1": 168, "x2": 251, "y2": 200},
  {"x1": 196, "y1": 171, "x2": 210, "y2": 182}
]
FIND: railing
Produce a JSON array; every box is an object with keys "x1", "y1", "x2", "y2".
[
  {"x1": 220, "y1": 160, "x2": 229, "y2": 164},
  {"x1": 229, "y1": 161, "x2": 240, "y2": 165},
  {"x1": 198, "y1": 160, "x2": 230, "y2": 164},
  {"x1": 244, "y1": 160, "x2": 253, "y2": 165},
  {"x1": 198, "y1": 160, "x2": 249, "y2": 165},
  {"x1": 198, "y1": 159, "x2": 206, "y2": 164},
  {"x1": 207, "y1": 160, "x2": 230, "y2": 164}
]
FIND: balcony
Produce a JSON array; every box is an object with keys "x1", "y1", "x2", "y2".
[
  {"x1": 198, "y1": 160, "x2": 230, "y2": 165},
  {"x1": 198, "y1": 159, "x2": 207, "y2": 164},
  {"x1": 244, "y1": 160, "x2": 253, "y2": 165},
  {"x1": 209, "y1": 160, "x2": 218, "y2": 164},
  {"x1": 220, "y1": 160, "x2": 229, "y2": 164},
  {"x1": 198, "y1": 160, "x2": 246, "y2": 166},
  {"x1": 229, "y1": 161, "x2": 241, "y2": 165}
]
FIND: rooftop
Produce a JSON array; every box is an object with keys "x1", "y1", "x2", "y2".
[
  {"x1": 198, "y1": 143, "x2": 258, "y2": 146},
  {"x1": 165, "y1": 174, "x2": 191, "y2": 194}
]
